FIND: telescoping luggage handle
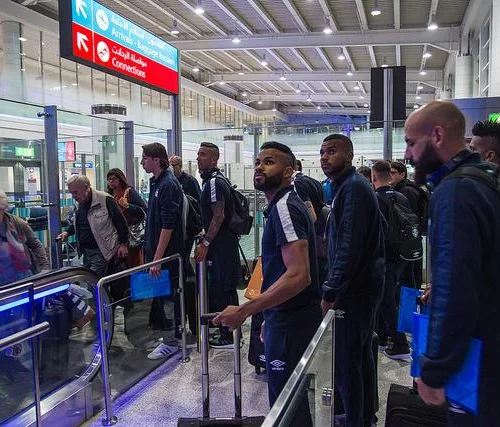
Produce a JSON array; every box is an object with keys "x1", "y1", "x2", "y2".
[{"x1": 200, "y1": 313, "x2": 242, "y2": 420}]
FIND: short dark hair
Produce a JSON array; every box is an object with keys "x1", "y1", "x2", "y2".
[
  {"x1": 357, "y1": 166, "x2": 371, "y2": 180},
  {"x1": 472, "y1": 120, "x2": 500, "y2": 151},
  {"x1": 296, "y1": 159, "x2": 303, "y2": 171},
  {"x1": 323, "y1": 133, "x2": 354, "y2": 153},
  {"x1": 259, "y1": 141, "x2": 295, "y2": 168},
  {"x1": 142, "y1": 142, "x2": 169, "y2": 169},
  {"x1": 106, "y1": 168, "x2": 129, "y2": 192},
  {"x1": 390, "y1": 161, "x2": 407, "y2": 178},
  {"x1": 200, "y1": 142, "x2": 220, "y2": 160},
  {"x1": 371, "y1": 160, "x2": 391, "y2": 181}
]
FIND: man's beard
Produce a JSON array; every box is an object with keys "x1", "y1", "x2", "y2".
[
  {"x1": 254, "y1": 173, "x2": 283, "y2": 192},
  {"x1": 413, "y1": 142, "x2": 442, "y2": 186}
]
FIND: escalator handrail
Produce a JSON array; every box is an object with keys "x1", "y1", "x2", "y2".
[
  {"x1": 0, "y1": 267, "x2": 98, "y2": 304},
  {"x1": 0, "y1": 321, "x2": 50, "y2": 352}
]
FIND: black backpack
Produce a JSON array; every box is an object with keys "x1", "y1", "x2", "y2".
[
  {"x1": 405, "y1": 181, "x2": 430, "y2": 234},
  {"x1": 445, "y1": 165, "x2": 500, "y2": 193},
  {"x1": 385, "y1": 193, "x2": 423, "y2": 261},
  {"x1": 182, "y1": 193, "x2": 203, "y2": 240},
  {"x1": 219, "y1": 176, "x2": 254, "y2": 235}
]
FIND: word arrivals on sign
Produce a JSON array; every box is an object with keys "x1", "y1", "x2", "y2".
[{"x1": 59, "y1": 0, "x2": 179, "y2": 95}]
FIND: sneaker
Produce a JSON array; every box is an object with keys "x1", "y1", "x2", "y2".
[
  {"x1": 209, "y1": 335, "x2": 234, "y2": 349},
  {"x1": 378, "y1": 341, "x2": 388, "y2": 352},
  {"x1": 147, "y1": 343, "x2": 179, "y2": 360},
  {"x1": 383, "y1": 344, "x2": 411, "y2": 361},
  {"x1": 75, "y1": 307, "x2": 96, "y2": 329}
]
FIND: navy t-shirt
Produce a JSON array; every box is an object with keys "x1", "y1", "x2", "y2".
[
  {"x1": 293, "y1": 172, "x2": 324, "y2": 218},
  {"x1": 261, "y1": 186, "x2": 321, "y2": 326},
  {"x1": 145, "y1": 169, "x2": 184, "y2": 276}
]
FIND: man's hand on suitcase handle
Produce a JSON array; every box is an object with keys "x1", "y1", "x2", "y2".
[
  {"x1": 415, "y1": 378, "x2": 445, "y2": 407},
  {"x1": 212, "y1": 306, "x2": 247, "y2": 331}
]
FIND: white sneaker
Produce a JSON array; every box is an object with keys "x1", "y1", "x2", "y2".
[{"x1": 147, "y1": 343, "x2": 179, "y2": 360}]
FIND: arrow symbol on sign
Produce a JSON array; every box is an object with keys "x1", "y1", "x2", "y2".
[
  {"x1": 77, "y1": 33, "x2": 89, "y2": 52},
  {"x1": 76, "y1": 0, "x2": 88, "y2": 19}
]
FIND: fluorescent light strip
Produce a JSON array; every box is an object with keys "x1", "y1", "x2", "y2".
[{"x1": 0, "y1": 284, "x2": 71, "y2": 313}]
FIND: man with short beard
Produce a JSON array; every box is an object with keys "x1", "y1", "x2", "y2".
[
  {"x1": 213, "y1": 142, "x2": 321, "y2": 425},
  {"x1": 404, "y1": 101, "x2": 500, "y2": 426}
]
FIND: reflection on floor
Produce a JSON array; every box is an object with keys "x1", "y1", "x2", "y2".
[{"x1": 84, "y1": 317, "x2": 413, "y2": 427}]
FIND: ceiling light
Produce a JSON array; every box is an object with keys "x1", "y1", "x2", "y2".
[
  {"x1": 367, "y1": 110, "x2": 371, "y2": 113},
  {"x1": 354, "y1": 85, "x2": 360, "y2": 90},
  {"x1": 238, "y1": 71, "x2": 245, "y2": 75},
  {"x1": 279, "y1": 72, "x2": 286, "y2": 81},
  {"x1": 171, "y1": 19, "x2": 180, "y2": 35},
  {"x1": 18, "y1": 37, "x2": 26, "y2": 42},
  {"x1": 142, "y1": 102, "x2": 148, "y2": 105},
  {"x1": 359, "y1": 95, "x2": 364, "y2": 99},
  {"x1": 194, "y1": 0, "x2": 204, "y2": 14},
  {"x1": 428, "y1": 17, "x2": 438, "y2": 31},
  {"x1": 258, "y1": 100, "x2": 263, "y2": 105},
  {"x1": 272, "y1": 107, "x2": 277, "y2": 112},
  {"x1": 371, "y1": 0, "x2": 381, "y2": 16},
  {"x1": 232, "y1": 35, "x2": 241, "y2": 44},
  {"x1": 416, "y1": 95, "x2": 421, "y2": 100},
  {"x1": 417, "y1": 85, "x2": 424, "y2": 90},
  {"x1": 338, "y1": 54, "x2": 345, "y2": 61},
  {"x1": 323, "y1": 17, "x2": 333, "y2": 34},
  {"x1": 347, "y1": 71, "x2": 353, "y2": 76},
  {"x1": 419, "y1": 70, "x2": 427, "y2": 75},
  {"x1": 307, "y1": 96, "x2": 313, "y2": 102},
  {"x1": 295, "y1": 88, "x2": 301, "y2": 93},
  {"x1": 413, "y1": 104, "x2": 419, "y2": 109},
  {"x1": 354, "y1": 127, "x2": 360, "y2": 131},
  {"x1": 299, "y1": 109, "x2": 304, "y2": 112},
  {"x1": 261, "y1": 54, "x2": 268, "y2": 67},
  {"x1": 219, "y1": 80, "x2": 225, "y2": 85},
  {"x1": 20, "y1": 68, "x2": 26, "y2": 72},
  {"x1": 363, "y1": 103, "x2": 369, "y2": 108},
  {"x1": 316, "y1": 105, "x2": 321, "y2": 110},
  {"x1": 242, "y1": 92, "x2": 248, "y2": 97},
  {"x1": 423, "y1": 51, "x2": 432, "y2": 58},
  {"x1": 192, "y1": 64, "x2": 200, "y2": 72}
]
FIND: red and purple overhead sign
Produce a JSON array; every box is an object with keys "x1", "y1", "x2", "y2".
[{"x1": 59, "y1": 0, "x2": 179, "y2": 95}]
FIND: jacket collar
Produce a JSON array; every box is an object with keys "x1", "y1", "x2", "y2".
[
  {"x1": 263, "y1": 185, "x2": 294, "y2": 218},
  {"x1": 331, "y1": 166, "x2": 356, "y2": 192},
  {"x1": 200, "y1": 168, "x2": 220, "y2": 181},
  {"x1": 427, "y1": 150, "x2": 479, "y2": 190}
]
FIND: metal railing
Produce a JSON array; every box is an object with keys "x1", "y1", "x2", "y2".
[{"x1": 96, "y1": 253, "x2": 189, "y2": 426}]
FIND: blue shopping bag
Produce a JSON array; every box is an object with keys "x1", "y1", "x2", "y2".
[
  {"x1": 398, "y1": 286, "x2": 422, "y2": 333},
  {"x1": 130, "y1": 270, "x2": 171, "y2": 301},
  {"x1": 411, "y1": 313, "x2": 482, "y2": 414}
]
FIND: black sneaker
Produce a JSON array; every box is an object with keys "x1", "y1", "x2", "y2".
[
  {"x1": 209, "y1": 335, "x2": 234, "y2": 349},
  {"x1": 384, "y1": 344, "x2": 410, "y2": 361}
]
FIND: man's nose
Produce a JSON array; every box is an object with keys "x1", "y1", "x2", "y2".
[{"x1": 404, "y1": 146, "x2": 412, "y2": 162}]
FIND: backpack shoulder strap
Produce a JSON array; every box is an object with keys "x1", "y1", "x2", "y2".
[{"x1": 445, "y1": 166, "x2": 499, "y2": 193}]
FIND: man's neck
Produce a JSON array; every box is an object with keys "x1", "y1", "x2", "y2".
[
  {"x1": 374, "y1": 182, "x2": 390, "y2": 190},
  {"x1": 153, "y1": 167, "x2": 165, "y2": 179},
  {"x1": 330, "y1": 164, "x2": 351, "y2": 182},
  {"x1": 265, "y1": 182, "x2": 291, "y2": 203}
]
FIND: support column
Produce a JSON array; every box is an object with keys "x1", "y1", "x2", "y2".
[
  {"x1": 383, "y1": 68, "x2": 393, "y2": 161},
  {"x1": 454, "y1": 54, "x2": 473, "y2": 98},
  {"x1": 491, "y1": 0, "x2": 500, "y2": 96},
  {"x1": 0, "y1": 21, "x2": 26, "y2": 100}
]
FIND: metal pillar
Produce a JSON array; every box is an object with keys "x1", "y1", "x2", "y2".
[
  {"x1": 253, "y1": 128, "x2": 260, "y2": 258},
  {"x1": 123, "y1": 121, "x2": 135, "y2": 187},
  {"x1": 171, "y1": 52, "x2": 182, "y2": 156},
  {"x1": 383, "y1": 68, "x2": 394, "y2": 161},
  {"x1": 40, "y1": 105, "x2": 62, "y2": 269}
]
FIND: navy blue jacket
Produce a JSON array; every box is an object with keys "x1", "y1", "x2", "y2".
[
  {"x1": 323, "y1": 167, "x2": 385, "y2": 306},
  {"x1": 420, "y1": 151, "x2": 500, "y2": 422}
]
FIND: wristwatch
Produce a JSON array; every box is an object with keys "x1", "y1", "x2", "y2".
[{"x1": 202, "y1": 238, "x2": 211, "y2": 247}]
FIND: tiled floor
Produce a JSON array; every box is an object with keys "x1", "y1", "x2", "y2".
[{"x1": 83, "y1": 321, "x2": 413, "y2": 427}]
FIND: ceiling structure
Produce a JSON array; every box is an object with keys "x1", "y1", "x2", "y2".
[{"x1": 13, "y1": 0, "x2": 473, "y2": 117}]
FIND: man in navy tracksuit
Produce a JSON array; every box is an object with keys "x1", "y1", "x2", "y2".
[
  {"x1": 320, "y1": 134, "x2": 385, "y2": 427},
  {"x1": 214, "y1": 142, "x2": 322, "y2": 425},
  {"x1": 405, "y1": 101, "x2": 500, "y2": 426}
]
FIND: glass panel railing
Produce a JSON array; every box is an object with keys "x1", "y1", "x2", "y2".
[{"x1": 263, "y1": 310, "x2": 336, "y2": 427}]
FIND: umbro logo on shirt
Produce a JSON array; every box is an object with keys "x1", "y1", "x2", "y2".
[
  {"x1": 259, "y1": 355, "x2": 266, "y2": 362},
  {"x1": 270, "y1": 359, "x2": 286, "y2": 370}
]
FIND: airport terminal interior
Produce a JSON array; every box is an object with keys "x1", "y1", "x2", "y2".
[{"x1": 0, "y1": 0, "x2": 499, "y2": 425}]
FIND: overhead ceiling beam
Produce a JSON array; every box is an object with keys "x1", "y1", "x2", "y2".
[
  {"x1": 396, "y1": 45, "x2": 401, "y2": 66},
  {"x1": 221, "y1": 52, "x2": 253, "y2": 71},
  {"x1": 245, "y1": 50, "x2": 273, "y2": 71},
  {"x1": 282, "y1": 0, "x2": 309, "y2": 32},
  {"x1": 368, "y1": 46, "x2": 377, "y2": 67},
  {"x1": 210, "y1": 70, "x2": 442, "y2": 83},
  {"x1": 354, "y1": 0, "x2": 369, "y2": 31},
  {"x1": 322, "y1": 82, "x2": 332, "y2": 93},
  {"x1": 250, "y1": 93, "x2": 434, "y2": 102},
  {"x1": 394, "y1": 0, "x2": 401, "y2": 30},
  {"x1": 182, "y1": 52, "x2": 217, "y2": 73},
  {"x1": 283, "y1": 108, "x2": 366, "y2": 115},
  {"x1": 316, "y1": 47, "x2": 335, "y2": 71},
  {"x1": 317, "y1": 0, "x2": 339, "y2": 31},
  {"x1": 177, "y1": 0, "x2": 228, "y2": 36},
  {"x1": 291, "y1": 49, "x2": 314, "y2": 71},
  {"x1": 211, "y1": 0, "x2": 254, "y2": 35},
  {"x1": 427, "y1": 0, "x2": 440, "y2": 27},
  {"x1": 303, "y1": 82, "x2": 317, "y2": 93},
  {"x1": 171, "y1": 28, "x2": 459, "y2": 51},
  {"x1": 338, "y1": 82, "x2": 349, "y2": 95},
  {"x1": 266, "y1": 49, "x2": 293, "y2": 71},
  {"x1": 342, "y1": 47, "x2": 356, "y2": 71},
  {"x1": 247, "y1": 0, "x2": 281, "y2": 32},
  {"x1": 199, "y1": 52, "x2": 233, "y2": 72}
]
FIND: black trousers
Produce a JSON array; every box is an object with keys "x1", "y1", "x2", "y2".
[
  {"x1": 335, "y1": 297, "x2": 377, "y2": 427},
  {"x1": 377, "y1": 261, "x2": 408, "y2": 347}
]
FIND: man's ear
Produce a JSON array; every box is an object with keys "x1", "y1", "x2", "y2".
[
  {"x1": 347, "y1": 151, "x2": 354, "y2": 162},
  {"x1": 283, "y1": 165, "x2": 294, "y2": 179},
  {"x1": 433, "y1": 126, "x2": 445, "y2": 149},
  {"x1": 485, "y1": 150, "x2": 499, "y2": 164}
]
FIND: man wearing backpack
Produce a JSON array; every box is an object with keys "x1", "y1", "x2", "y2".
[
  {"x1": 195, "y1": 142, "x2": 241, "y2": 348},
  {"x1": 372, "y1": 160, "x2": 413, "y2": 360},
  {"x1": 405, "y1": 101, "x2": 500, "y2": 426},
  {"x1": 390, "y1": 161, "x2": 428, "y2": 288}
]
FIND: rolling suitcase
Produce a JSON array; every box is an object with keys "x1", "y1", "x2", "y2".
[
  {"x1": 178, "y1": 313, "x2": 265, "y2": 426},
  {"x1": 247, "y1": 312, "x2": 266, "y2": 375},
  {"x1": 385, "y1": 383, "x2": 447, "y2": 426}
]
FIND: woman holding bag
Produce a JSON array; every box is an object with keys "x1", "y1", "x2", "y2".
[{"x1": 106, "y1": 168, "x2": 147, "y2": 268}]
